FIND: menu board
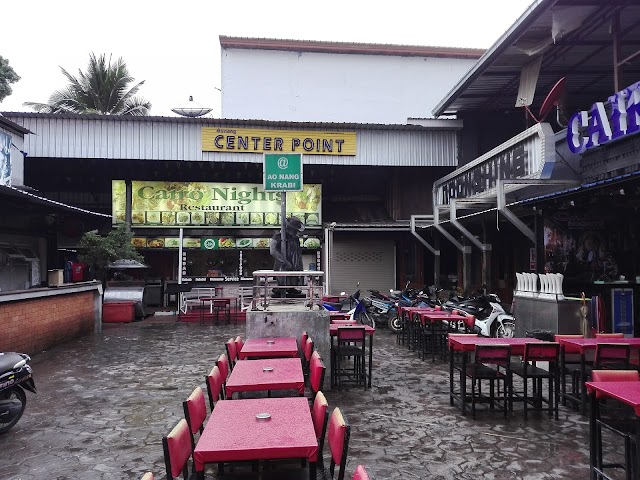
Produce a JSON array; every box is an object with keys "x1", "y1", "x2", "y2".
[
  {"x1": 113, "y1": 181, "x2": 321, "y2": 228},
  {"x1": 131, "y1": 236, "x2": 321, "y2": 250}
]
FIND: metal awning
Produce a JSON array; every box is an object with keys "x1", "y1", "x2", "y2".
[{"x1": 433, "y1": 0, "x2": 640, "y2": 116}]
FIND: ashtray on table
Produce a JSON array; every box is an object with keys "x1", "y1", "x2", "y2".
[
  {"x1": 262, "y1": 367, "x2": 274, "y2": 372},
  {"x1": 266, "y1": 340, "x2": 275, "y2": 344},
  {"x1": 256, "y1": 413, "x2": 271, "y2": 421}
]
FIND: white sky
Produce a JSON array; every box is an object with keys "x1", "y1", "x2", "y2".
[{"x1": 0, "y1": 0, "x2": 533, "y2": 117}]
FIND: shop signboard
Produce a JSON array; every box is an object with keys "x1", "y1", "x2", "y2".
[
  {"x1": 112, "y1": 180, "x2": 321, "y2": 228},
  {"x1": 202, "y1": 127, "x2": 356, "y2": 156},
  {"x1": 263, "y1": 153, "x2": 303, "y2": 192},
  {"x1": 567, "y1": 80, "x2": 640, "y2": 154}
]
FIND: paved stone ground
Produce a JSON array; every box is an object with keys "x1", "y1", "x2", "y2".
[{"x1": 0, "y1": 317, "x2": 626, "y2": 479}]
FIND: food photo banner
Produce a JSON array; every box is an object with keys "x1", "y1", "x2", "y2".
[
  {"x1": 130, "y1": 236, "x2": 321, "y2": 249},
  {"x1": 113, "y1": 181, "x2": 321, "y2": 228},
  {"x1": 202, "y1": 127, "x2": 356, "y2": 156}
]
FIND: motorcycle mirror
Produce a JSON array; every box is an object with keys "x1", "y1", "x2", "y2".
[
  {"x1": 340, "y1": 291, "x2": 346, "y2": 295},
  {"x1": 389, "y1": 289, "x2": 394, "y2": 293},
  {"x1": 357, "y1": 282, "x2": 360, "y2": 287}
]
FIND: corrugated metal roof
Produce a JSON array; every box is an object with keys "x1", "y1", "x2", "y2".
[
  {"x1": 219, "y1": 36, "x2": 485, "y2": 59},
  {"x1": 1, "y1": 111, "x2": 459, "y2": 132},
  {"x1": 3, "y1": 113, "x2": 459, "y2": 167},
  {"x1": 0, "y1": 114, "x2": 31, "y2": 135},
  {"x1": 0, "y1": 185, "x2": 110, "y2": 217},
  {"x1": 433, "y1": 0, "x2": 640, "y2": 116}
]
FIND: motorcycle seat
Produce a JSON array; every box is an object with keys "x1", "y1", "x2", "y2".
[
  {"x1": 0, "y1": 352, "x2": 26, "y2": 375},
  {"x1": 324, "y1": 301, "x2": 344, "y2": 310}
]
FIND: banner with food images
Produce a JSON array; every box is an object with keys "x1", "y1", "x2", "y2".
[
  {"x1": 130, "y1": 236, "x2": 321, "y2": 249},
  {"x1": 113, "y1": 180, "x2": 321, "y2": 228}
]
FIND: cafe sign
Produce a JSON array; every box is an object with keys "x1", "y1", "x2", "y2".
[
  {"x1": 567, "y1": 80, "x2": 640, "y2": 154},
  {"x1": 112, "y1": 180, "x2": 321, "y2": 228},
  {"x1": 202, "y1": 127, "x2": 356, "y2": 156}
]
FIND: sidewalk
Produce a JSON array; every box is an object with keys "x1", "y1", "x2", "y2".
[{"x1": 0, "y1": 316, "x2": 595, "y2": 479}]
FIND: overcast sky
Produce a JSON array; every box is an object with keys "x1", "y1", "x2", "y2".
[{"x1": 1, "y1": 0, "x2": 533, "y2": 117}]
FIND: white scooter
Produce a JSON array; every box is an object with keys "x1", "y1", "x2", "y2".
[{"x1": 449, "y1": 293, "x2": 515, "y2": 338}]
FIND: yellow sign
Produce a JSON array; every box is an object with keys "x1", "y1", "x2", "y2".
[
  {"x1": 112, "y1": 180, "x2": 321, "y2": 228},
  {"x1": 202, "y1": 127, "x2": 356, "y2": 156}
]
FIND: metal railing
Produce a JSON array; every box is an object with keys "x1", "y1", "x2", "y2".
[{"x1": 251, "y1": 270, "x2": 324, "y2": 310}]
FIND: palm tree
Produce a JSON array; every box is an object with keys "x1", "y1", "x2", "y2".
[{"x1": 24, "y1": 53, "x2": 151, "y2": 115}]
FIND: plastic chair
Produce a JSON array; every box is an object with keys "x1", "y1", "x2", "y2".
[
  {"x1": 465, "y1": 344, "x2": 511, "y2": 418},
  {"x1": 217, "y1": 353, "x2": 230, "y2": 399},
  {"x1": 555, "y1": 334, "x2": 584, "y2": 407},
  {"x1": 327, "y1": 408, "x2": 351, "y2": 480},
  {"x1": 205, "y1": 365, "x2": 223, "y2": 411},
  {"x1": 352, "y1": 465, "x2": 370, "y2": 480},
  {"x1": 309, "y1": 351, "x2": 326, "y2": 401},
  {"x1": 182, "y1": 386, "x2": 207, "y2": 450},
  {"x1": 303, "y1": 337, "x2": 315, "y2": 380},
  {"x1": 511, "y1": 342, "x2": 560, "y2": 419},
  {"x1": 332, "y1": 326, "x2": 366, "y2": 388},
  {"x1": 162, "y1": 419, "x2": 193, "y2": 480},
  {"x1": 591, "y1": 370, "x2": 639, "y2": 479},
  {"x1": 225, "y1": 339, "x2": 237, "y2": 370},
  {"x1": 235, "y1": 336, "x2": 244, "y2": 360},
  {"x1": 312, "y1": 391, "x2": 329, "y2": 463}
]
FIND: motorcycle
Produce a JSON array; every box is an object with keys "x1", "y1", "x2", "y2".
[
  {"x1": 445, "y1": 292, "x2": 515, "y2": 338},
  {"x1": 323, "y1": 285, "x2": 374, "y2": 328},
  {"x1": 0, "y1": 352, "x2": 36, "y2": 434},
  {"x1": 364, "y1": 290, "x2": 398, "y2": 329}
]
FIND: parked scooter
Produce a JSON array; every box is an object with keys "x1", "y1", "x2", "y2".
[
  {"x1": 323, "y1": 284, "x2": 374, "y2": 327},
  {"x1": 0, "y1": 352, "x2": 36, "y2": 434},
  {"x1": 445, "y1": 291, "x2": 515, "y2": 338},
  {"x1": 364, "y1": 290, "x2": 397, "y2": 329}
]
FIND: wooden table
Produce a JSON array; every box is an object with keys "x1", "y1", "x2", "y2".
[
  {"x1": 225, "y1": 358, "x2": 305, "y2": 398},
  {"x1": 330, "y1": 324, "x2": 375, "y2": 388},
  {"x1": 239, "y1": 337, "x2": 299, "y2": 360},
  {"x1": 194, "y1": 397, "x2": 317, "y2": 479},
  {"x1": 448, "y1": 336, "x2": 543, "y2": 416},
  {"x1": 559, "y1": 338, "x2": 640, "y2": 414},
  {"x1": 585, "y1": 381, "x2": 640, "y2": 479}
]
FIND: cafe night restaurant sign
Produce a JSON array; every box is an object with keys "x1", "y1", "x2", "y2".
[
  {"x1": 112, "y1": 180, "x2": 322, "y2": 228},
  {"x1": 202, "y1": 127, "x2": 356, "y2": 155},
  {"x1": 567, "y1": 80, "x2": 640, "y2": 153}
]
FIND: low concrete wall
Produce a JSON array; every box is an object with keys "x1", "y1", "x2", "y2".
[{"x1": 246, "y1": 306, "x2": 331, "y2": 386}]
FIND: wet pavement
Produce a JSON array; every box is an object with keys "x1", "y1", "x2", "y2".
[{"x1": 0, "y1": 317, "x2": 622, "y2": 479}]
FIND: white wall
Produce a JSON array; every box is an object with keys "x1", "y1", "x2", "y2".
[{"x1": 221, "y1": 49, "x2": 476, "y2": 124}]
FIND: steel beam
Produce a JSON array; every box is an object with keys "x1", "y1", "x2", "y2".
[{"x1": 450, "y1": 199, "x2": 492, "y2": 251}]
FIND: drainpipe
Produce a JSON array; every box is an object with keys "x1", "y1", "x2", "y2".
[{"x1": 410, "y1": 215, "x2": 440, "y2": 286}]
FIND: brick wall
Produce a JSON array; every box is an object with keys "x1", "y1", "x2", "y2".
[{"x1": 0, "y1": 291, "x2": 95, "y2": 355}]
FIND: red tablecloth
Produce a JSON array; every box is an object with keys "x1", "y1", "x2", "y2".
[
  {"x1": 419, "y1": 312, "x2": 467, "y2": 325},
  {"x1": 329, "y1": 324, "x2": 375, "y2": 336},
  {"x1": 239, "y1": 337, "x2": 299, "y2": 359},
  {"x1": 559, "y1": 337, "x2": 640, "y2": 354},
  {"x1": 585, "y1": 381, "x2": 640, "y2": 415},
  {"x1": 225, "y1": 358, "x2": 305, "y2": 396},
  {"x1": 194, "y1": 397, "x2": 318, "y2": 471},
  {"x1": 448, "y1": 336, "x2": 542, "y2": 356}
]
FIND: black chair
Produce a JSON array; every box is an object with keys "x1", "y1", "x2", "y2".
[
  {"x1": 465, "y1": 344, "x2": 511, "y2": 418},
  {"x1": 332, "y1": 326, "x2": 366, "y2": 388},
  {"x1": 511, "y1": 342, "x2": 560, "y2": 419}
]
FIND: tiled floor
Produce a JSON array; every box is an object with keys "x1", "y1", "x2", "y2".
[{"x1": 0, "y1": 316, "x2": 623, "y2": 479}]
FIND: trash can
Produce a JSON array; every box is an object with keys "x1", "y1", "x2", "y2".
[
  {"x1": 525, "y1": 329, "x2": 555, "y2": 341},
  {"x1": 103, "y1": 301, "x2": 136, "y2": 323}
]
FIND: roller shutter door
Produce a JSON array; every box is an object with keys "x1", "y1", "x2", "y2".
[{"x1": 331, "y1": 239, "x2": 396, "y2": 295}]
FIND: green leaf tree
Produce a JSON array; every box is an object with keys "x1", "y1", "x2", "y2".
[
  {"x1": 78, "y1": 226, "x2": 144, "y2": 280},
  {"x1": 23, "y1": 53, "x2": 151, "y2": 115},
  {"x1": 0, "y1": 55, "x2": 20, "y2": 102}
]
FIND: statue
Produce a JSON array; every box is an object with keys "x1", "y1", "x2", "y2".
[{"x1": 270, "y1": 216, "x2": 305, "y2": 297}]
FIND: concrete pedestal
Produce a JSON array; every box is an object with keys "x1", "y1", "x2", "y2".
[{"x1": 246, "y1": 306, "x2": 331, "y2": 386}]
